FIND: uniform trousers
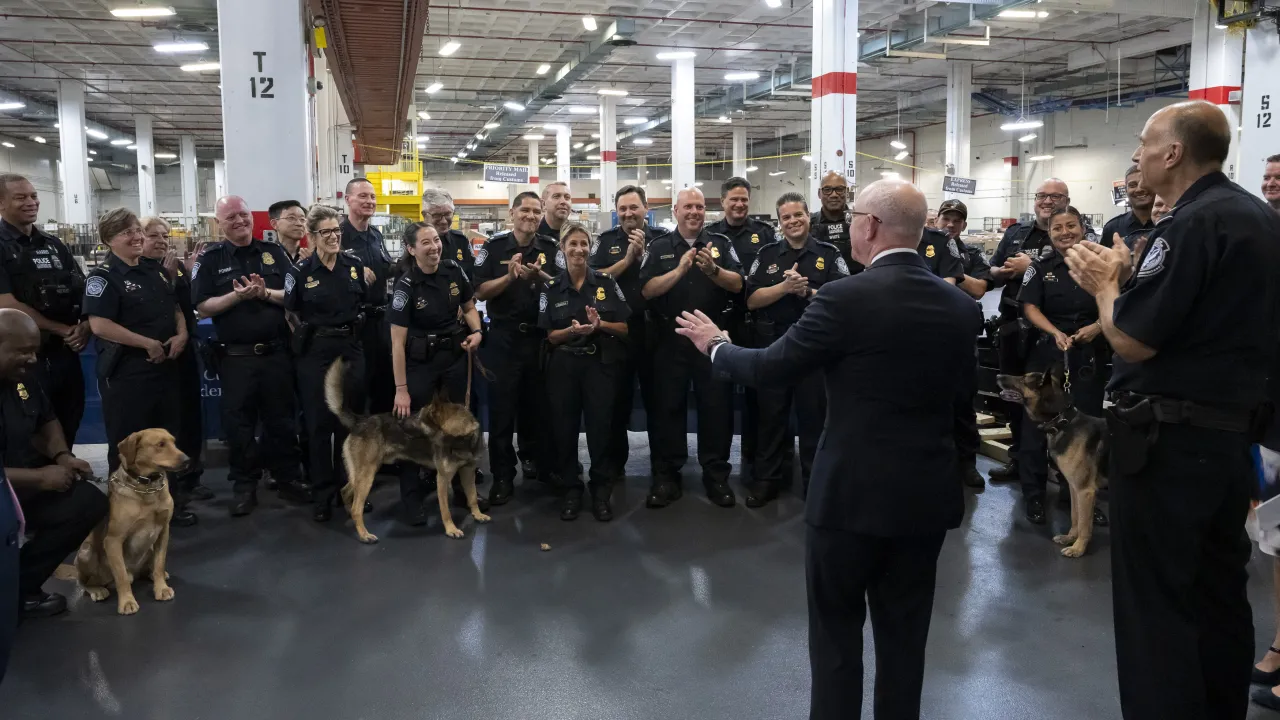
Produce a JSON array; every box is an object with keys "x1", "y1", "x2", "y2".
[
  {"x1": 218, "y1": 351, "x2": 301, "y2": 493},
  {"x1": 603, "y1": 313, "x2": 654, "y2": 479},
  {"x1": 101, "y1": 366, "x2": 179, "y2": 474},
  {"x1": 41, "y1": 340, "x2": 84, "y2": 446},
  {"x1": 649, "y1": 327, "x2": 733, "y2": 486},
  {"x1": 399, "y1": 345, "x2": 468, "y2": 502},
  {"x1": 172, "y1": 347, "x2": 204, "y2": 503},
  {"x1": 17, "y1": 481, "x2": 108, "y2": 599},
  {"x1": 295, "y1": 336, "x2": 364, "y2": 504},
  {"x1": 545, "y1": 346, "x2": 619, "y2": 497},
  {"x1": 954, "y1": 388, "x2": 980, "y2": 471},
  {"x1": 483, "y1": 323, "x2": 548, "y2": 483},
  {"x1": 0, "y1": 484, "x2": 18, "y2": 684},
  {"x1": 806, "y1": 524, "x2": 946, "y2": 720},
  {"x1": 995, "y1": 315, "x2": 1026, "y2": 463},
  {"x1": 361, "y1": 313, "x2": 394, "y2": 416},
  {"x1": 754, "y1": 366, "x2": 823, "y2": 489},
  {"x1": 1018, "y1": 337, "x2": 1105, "y2": 502},
  {"x1": 1110, "y1": 423, "x2": 1253, "y2": 720}
]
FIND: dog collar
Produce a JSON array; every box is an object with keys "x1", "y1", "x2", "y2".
[{"x1": 110, "y1": 470, "x2": 168, "y2": 495}]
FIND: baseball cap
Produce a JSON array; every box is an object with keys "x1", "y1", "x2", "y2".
[{"x1": 938, "y1": 199, "x2": 968, "y2": 220}]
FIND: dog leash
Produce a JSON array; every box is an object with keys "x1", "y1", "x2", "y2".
[
  {"x1": 464, "y1": 349, "x2": 496, "y2": 412},
  {"x1": 1063, "y1": 349, "x2": 1072, "y2": 397}
]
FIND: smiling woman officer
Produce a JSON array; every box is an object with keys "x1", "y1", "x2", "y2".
[{"x1": 82, "y1": 208, "x2": 186, "y2": 475}]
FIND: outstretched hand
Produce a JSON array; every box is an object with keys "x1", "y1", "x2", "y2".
[{"x1": 674, "y1": 309, "x2": 728, "y2": 356}]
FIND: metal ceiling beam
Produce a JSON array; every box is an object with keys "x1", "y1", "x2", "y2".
[{"x1": 1065, "y1": 20, "x2": 1191, "y2": 71}]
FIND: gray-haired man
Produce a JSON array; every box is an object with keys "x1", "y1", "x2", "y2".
[{"x1": 422, "y1": 187, "x2": 474, "y2": 265}]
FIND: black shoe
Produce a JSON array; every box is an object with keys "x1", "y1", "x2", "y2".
[
  {"x1": 705, "y1": 481, "x2": 736, "y2": 508},
  {"x1": 989, "y1": 462, "x2": 1018, "y2": 483},
  {"x1": 645, "y1": 481, "x2": 682, "y2": 508},
  {"x1": 188, "y1": 483, "x2": 214, "y2": 501},
  {"x1": 21, "y1": 591, "x2": 67, "y2": 619},
  {"x1": 313, "y1": 501, "x2": 332, "y2": 522},
  {"x1": 451, "y1": 480, "x2": 490, "y2": 511},
  {"x1": 961, "y1": 465, "x2": 985, "y2": 489},
  {"x1": 277, "y1": 480, "x2": 313, "y2": 504},
  {"x1": 262, "y1": 472, "x2": 278, "y2": 491},
  {"x1": 1025, "y1": 497, "x2": 1046, "y2": 525},
  {"x1": 230, "y1": 491, "x2": 257, "y2": 517},
  {"x1": 170, "y1": 509, "x2": 198, "y2": 527},
  {"x1": 745, "y1": 482, "x2": 779, "y2": 508},
  {"x1": 489, "y1": 478, "x2": 514, "y2": 506},
  {"x1": 1253, "y1": 651, "x2": 1280, "y2": 685},
  {"x1": 1093, "y1": 506, "x2": 1109, "y2": 527},
  {"x1": 1252, "y1": 686, "x2": 1280, "y2": 711},
  {"x1": 591, "y1": 495, "x2": 613, "y2": 522},
  {"x1": 560, "y1": 494, "x2": 583, "y2": 521},
  {"x1": 401, "y1": 501, "x2": 430, "y2": 527},
  {"x1": 521, "y1": 460, "x2": 539, "y2": 483}
]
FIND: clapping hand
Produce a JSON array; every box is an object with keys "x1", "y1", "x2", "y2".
[
  {"x1": 1065, "y1": 241, "x2": 1126, "y2": 296},
  {"x1": 232, "y1": 275, "x2": 261, "y2": 301},
  {"x1": 694, "y1": 246, "x2": 719, "y2": 276},
  {"x1": 362, "y1": 266, "x2": 376, "y2": 286},
  {"x1": 161, "y1": 250, "x2": 180, "y2": 278},
  {"x1": 677, "y1": 248, "x2": 696, "y2": 273},
  {"x1": 585, "y1": 306, "x2": 602, "y2": 331},
  {"x1": 626, "y1": 229, "x2": 646, "y2": 258},
  {"x1": 781, "y1": 263, "x2": 809, "y2": 296},
  {"x1": 520, "y1": 259, "x2": 542, "y2": 281},
  {"x1": 1003, "y1": 253, "x2": 1032, "y2": 275}
]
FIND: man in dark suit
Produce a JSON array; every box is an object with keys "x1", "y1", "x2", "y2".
[{"x1": 677, "y1": 179, "x2": 982, "y2": 720}]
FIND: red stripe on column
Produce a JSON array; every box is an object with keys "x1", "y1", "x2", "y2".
[
  {"x1": 812, "y1": 72, "x2": 857, "y2": 99},
  {"x1": 1189, "y1": 86, "x2": 1241, "y2": 105},
  {"x1": 1003, "y1": 156, "x2": 1019, "y2": 166},
  {"x1": 530, "y1": 175, "x2": 539, "y2": 184},
  {"x1": 601, "y1": 150, "x2": 617, "y2": 162}
]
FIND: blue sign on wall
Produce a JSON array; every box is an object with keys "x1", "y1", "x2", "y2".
[{"x1": 483, "y1": 164, "x2": 530, "y2": 184}]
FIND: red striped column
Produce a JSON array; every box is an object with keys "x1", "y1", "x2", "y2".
[
  {"x1": 1190, "y1": 7, "x2": 1243, "y2": 178},
  {"x1": 811, "y1": 0, "x2": 858, "y2": 198},
  {"x1": 599, "y1": 96, "x2": 617, "y2": 210},
  {"x1": 528, "y1": 140, "x2": 539, "y2": 186}
]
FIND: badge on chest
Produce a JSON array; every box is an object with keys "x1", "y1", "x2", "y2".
[
  {"x1": 450, "y1": 281, "x2": 459, "y2": 297},
  {"x1": 123, "y1": 280, "x2": 142, "y2": 293},
  {"x1": 262, "y1": 253, "x2": 275, "y2": 266},
  {"x1": 306, "y1": 276, "x2": 319, "y2": 289},
  {"x1": 815, "y1": 257, "x2": 825, "y2": 271},
  {"x1": 595, "y1": 286, "x2": 606, "y2": 301},
  {"x1": 17, "y1": 382, "x2": 28, "y2": 401}
]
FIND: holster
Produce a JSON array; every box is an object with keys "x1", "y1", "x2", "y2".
[
  {"x1": 97, "y1": 340, "x2": 123, "y2": 382},
  {"x1": 1107, "y1": 399, "x2": 1158, "y2": 476},
  {"x1": 407, "y1": 331, "x2": 462, "y2": 363},
  {"x1": 292, "y1": 323, "x2": 316, "y2": 356}
]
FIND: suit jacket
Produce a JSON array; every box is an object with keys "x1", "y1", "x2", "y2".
[{"x1": 713, "y1": 251, "x2": 982, "y2": 536}]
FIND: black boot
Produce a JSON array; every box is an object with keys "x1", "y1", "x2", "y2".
[
  {"x1": 961, "y1": 464, "x2": 985, "y2": 488},
  {"x1": 591, "y1": 490, "x2": 613, "y2": 522},
  {"x1": 744, "y1": 482, "x2": 778, "y2": 508},
  {"x1": 400, "y1": 496, "x2": 429, "y2": 527},
  {"x1": 520, "y1": 460, "x2": 539, "y2": 483},
  {"x1": 230, "y1": 490, "x2": 257, "y2": 517},
  {"x1": 188, "y1": 482, "x2": 214, "y2": 501},
  {"x1": 989, "y1": 461, "x2": 1018, "y2": 483},
  {"x1": 170, "y1": 509, "x2": 198, "y2": 527},
  {"x1": 1024, "y1": 496, "x2": 1046, "y2": 525},
  {"x1": 21, "y1": 591, "x2": 67, "y2": 619},
  {"x1": 560, "y1": 492, "x2": 583, "y2": 521},
  {"x1": 313, "y1": 494, "x2": 333, "y2": 522},
  {"x1": 645, "y1": 480, "x2": 682, "y2": 508},
  {"x1": 277, "y1": 479, "x2": 313, "y2": 504},
  {"x1": 705, "y1": 479, "x2": 736, "y2": 508},
  {"x1": 489, "y1": 477, "x2": 515, "y2": 506}
]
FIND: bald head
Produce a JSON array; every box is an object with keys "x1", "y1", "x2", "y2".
[
  {"x1": 1134, "y1": 100, "x2": 1231, "y2": 201},
  {"x1": 0, "y1": 308, "x2": 37, "y2": 340},
  {"x1": 215, "y1": 195, "x2": 254, "y2": 245},
  {"x1": 856, "y1": 180, "x2": 928, "y2": 241},
  {"x1": 674, "y1": 187, "x2": 707, "y2": 238},
  {"x1": 819, "y1": 171, "x2": 850, "y2": 214},
  {"x1": 0, "y1": 308, "x2": 40, "y2": 380}
]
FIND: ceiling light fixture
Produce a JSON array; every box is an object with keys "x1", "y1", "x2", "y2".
[
  {"x1": 1028, "y1": 154, "x2": 1055, "y2": 161},
  {"x1": 655, "y1": 51, "x2": 697, "y2": 60},
  {"x1": 582, "y1": 15, "x2": 597, "y2": 31},
  {"x1": 32, "y1": 136, "x2": 46, "y2": 144},
  {"x1": 768, "y1": 170, "x2": 786, "y2": 177},
  {"x1": 542, "y1": 123, "x2": 566, "y2": 131},
  {"x1": 694, "y1": 181, "x2": 704, "y2": 187},
  {"x1": 154, "y1": 152, "x2": 177, "y2": 159},
  {"x1": 110, "y1": 5, "x2": 176, "y2": 17},
  {"x1": 522, "y1": 133, "x2": 545, "y2": 140},
  {"x1": 715, "y1": 116, "x2": 732, "y2": 123},
  {"x1": 597, "y1": 88, "x2": 629, "y2": 97},
  {"x1": 880, "y1": 170, "x2": 900, "y2": 179},
  {"x1": 573, "y1": 142, "x2": 584, "y2": 149},
  {"x1": 591, "y1": 133, "x2": 600, "y2": 139},
  {"x1": 765, "y1": 0, "x2": 784, "y2": 7},
  {"x1": 661, "y1": 179, "x2": 673, "y2": 184},
  {"x1": 634, "y1": 138, "x2": 653, "y2": 145},
  {"x1": 1, "y1": 142, "x2": 13, "y2": 148},
  {"x1": 110, "y1": 139, "x2": 132, "y2": 146},
  {"x1": 418, "y1": 111, "x2": 431, "y2": 120},
  {"x1": 180, "y1": 62, "x2": 220, "y2": 72},
  {"x1": 126, "y1": 144, "x2": 137, "y2": 150},
  {"x1": 504, "y1": 101, "x2": 526, "y2": 111},
  {"x1": 154, "y1": 41, "x2": 208, "y2": 53},
  {"x1": 536, "y1": 63, "x2": 551, "y2": 75},
  {"x1": 474, "y1": 132, "x2": 486, "y2": 139},
  {"x1": 415, "y1": 135, "x2": 429, "y2": 142},
  {"x1": 425, "y1": 82, "x2": 444, "y2": 94},
  {"x1": 438, "y1": 40, "x2": 461, "y2": 56},
  {"x1": 567, "y1": 106, "x2": 596, "y2": 115},
  {"x1": 745, "y1": 165, "x2": 758, "y2": 172},
  {"x1": 86, "y1": 128, "x2": 109, "y2": 140},
  {"x1": 623, "y1": 117, "x2": 648, "y2": 125},
  {"x1": 998, "y1": 9, "x2": 1048, "y2": 18},
  {"x1": 1018, "y1": 133, "x2": 1038, "y2": 142},
  {"x1": 586, "y1": 154, "x2": 601, "y2": 160},
  {"x1": 88, "y1": 150, "x2": 96, "y2": 155},
  {"x1": 0, "y1": 102, "x2": 25, "y2": 111},
  {"x1": 802, "y1": 155, "x2": 813, "y2": 162},
  {"x1": 889, "y1": 139, "x2": 906, "y2": 150},
  {"x1": 724, "y1": 71, "x2": 760, "y2": 81},
  {"x1": 1000, "y1": 119, "x2": 1043, "y2": 131},
  {"x1": 894, "y1": 150, "x2": 909, "y2": 161}
]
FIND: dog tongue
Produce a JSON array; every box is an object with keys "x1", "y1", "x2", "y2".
[{"x1": 999, "y1": 389, "x2": 1023, "y2": 402}]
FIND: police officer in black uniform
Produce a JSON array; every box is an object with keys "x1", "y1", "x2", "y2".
[
  {"x1": 1065, "y1": 101, "x2": 1280, "y2": 720},
  {"x1": 1018, "y1": 206, "x2": 1108, "y2": 525},
  {"x1": 810, "y1": 171, "x2": 861, "y2": 273},
  {"x1": 192, "y1": 195, "x2": 303, "y2": 516},
  {"x1": 639, "y1": 187, "x2": 743, "y2": 509},
  {"x1": 422, "y1": 188, "x2": 474, "y2": 267},
  {"x1": 589, "y1": 185, "x2": 657, "y2": 482},
  {"x1": 1102, "y1": 165, "x2": 1156, "y2": 251},
  {"x1": 0, "y1": 174, "x2": 89, "y2": 445},
  {"x1": 341, "y1": 179, "x2": 395, "y2": 416},
  {"x1": 472, "y1": 192, "x2": 560, "y2": 506},
  {"x1": 268, "y1": 200, "x2": 311, "y2": 265},
  {"x1": 389, "y1": 222, "x2": 484, "y2": 526},
  {"x1": 918, "y1": 226, "x2": 965, "y2": 284},
  {"x1": 537, "y1": 181, "x2": 573, "y2": 241},
  {"x1": 744, "y1": 192, "x2": 848, "y2": 507},
  {"x1": 82, "y1": 209, "x2": 184, "y2": 475},
  {"x1": 539, "y1": 222, "x2": 630, "y2": 522},
  {"x1": 284, "y1": 204, "x2": 367, "y2": 522}
]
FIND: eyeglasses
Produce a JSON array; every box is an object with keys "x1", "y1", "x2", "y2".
[
  {"x1": 427, "y1": 211, "x2": 453, "y2": 221},
  {"x1": 313, "y1": 228, "x2": 342, "y2": 239},
  {"x1": 819, "y1": 186, "x2": 847, "y2": 196},
  {"x1": 849, "y1": 210, "x2": 882, "y2": 224},
  {"x1": 1034, "y1": 193, "x2": 1067, "y2": 202},
  {"x1": 279, "y1": 213, "x2": 305, "y2": 222}
]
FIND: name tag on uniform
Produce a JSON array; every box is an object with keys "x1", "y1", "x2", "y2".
[
  {"x1": 555, "y1": 301, "x2": 568, "y2": 308},
  {"x1": 660, "y1": 254, "x2": 675, "y2": 260}
]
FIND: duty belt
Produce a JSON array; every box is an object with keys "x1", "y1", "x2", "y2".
[
  {"x1": 314, "y1": 325, "x2": 355, "y2": 338},
  {"x1": 555, "y1": 342, "x2": 598, "y2": 356},
  {"x1": 222, "y1": 340, "x2": 284, "y2": 356},
  {"x1": 1112, "y1": 392, "x2": 1253, "y2": 434},
  {"x1": 491, "y1": 319, "x2": 539, "y2": 334}
]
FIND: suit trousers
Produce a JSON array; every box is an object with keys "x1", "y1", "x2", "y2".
[
  {"x1": 1018, "y1": 338, "x2": 1105, "y2": 501},
  {"x1": 648, "y1": 328, "x2": 732, "y2": 486},
  {"x1": 545, "y1": 348, "x2": 619, "y2": 497},
  {"x1": 754, "y1": 368, "x2": 823, "y2": 488},
  {"x1": 296, "y1": 337, "x2": 364, "y2": 503},
  {"x1": 806, "y1": 524, "x2": 946, "y2": 720},
  {"x1": 483, "y1": 325, "x2": 548, "y2": 483},
  {"x1": 172, "y1": 347, "x2": 204, "y2": 505},
  {"x1": 953, "y1": 391, "x2": 979, "y2": 469},
  {"x1": 603, "y1": 313, "x2": 654, "y2": 479},
  {"x1": 731, "y1": 312, "x2": 758, "y2": 464},
  {"x1": 17, "y1": 481, "x2": 108, "y2": 598},
  {"x1": 398, "y1": 346, "x2": 468, "y2": 502},
  {"x1": 218, "y1": 352, "x2": 301, "y2": 492},
  {"x1": 1111, "y1": 423, "x2": 1253, "y2": 720},
  {"x1": 995, "y1": 317, "x2": 1025, "y2": 462},
  {"x1": 101, "y1": 368, "x2": 179, "y2": 474}
]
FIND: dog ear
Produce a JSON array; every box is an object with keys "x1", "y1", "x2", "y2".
[{"x1": 118, "y1": 432, "x2": 141, "y2": 470}]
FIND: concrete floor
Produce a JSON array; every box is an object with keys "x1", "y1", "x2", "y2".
[{"x1": 3, "y1": 435, "x2": 1279, "y2": 720}]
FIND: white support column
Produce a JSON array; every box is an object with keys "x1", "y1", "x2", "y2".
[
  {"x1": 637, "y1": 156, "x2": 648, "y2": 186},
  {"x1": 732, "y1": 127, "x2": 747, "y2": 178},
  {"x1": 217, "y1": 0, "x2": 314, "y2": 216},
  {"x1": 55, "y1": 80, "x2": 91, "y2": 225},
  {"x1": 1240, "y1": 23, "x2": 1280, "y2": 198},
  {"x1": 1006, "y1": 149, "x2": 1021, "y2": 221},
  {"x1": 180, "y1": 135, "x2": 198, "y2": 218},
  {"x1": 528, "y1": 140, "x2": 540, "y2": 187},
  {"x1": 944, "y1": 61, "x2": 972, "y2": 199},
  {"x1": 599, "y1": 96, "x2": 617, "y2": 212},
  {"x1": 135, "y1": 115, "x2": 157, "y2": 217},
  {"x1": 214, "y1": 159, "x2": 228, "y2": 199},
  {"x1": 811, "y1": 0, "x2": 858, "y2": 198},
  {"x1": 556, "y1": 126, "x2": 571, "y2": 183},
  {"x1": 315, "y1": 56, "x2": 355, "y2": 202},
  {"x1": 1189, "y1": 5, "x2": 1244, "y2": 179},
  {"x1": 671, "y1": 57, "x2": 696, "y2": 190}
]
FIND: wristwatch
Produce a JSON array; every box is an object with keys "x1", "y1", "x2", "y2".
[{"x1": 706, "y1": 335, "x2": 730, "y2": 353}]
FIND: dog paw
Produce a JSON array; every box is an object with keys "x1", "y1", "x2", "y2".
[
  {"x1": 1052, "y1": 534, "x2": 1077, "y2": 546},
  {"x1": 154, "y1": 585, "x2": 175, "y2": 602},
  {"x1": 117, "y1": 597, "x2": 140, "y2": 615},
  {"x1": 85, "y1": 586, "x2": 110, "y2": 602},
  {"x1": 473, "y1": 512, "x2": 492, "y2": 524},
  {"x1": 357, "y1": 532, "x2": 379, "y2": 545},
  {"x1": 445, "y1": 526, "x2": 465, "y2": 539},
  {"x1": 1061, "y1": 545, "x2": 1086, "y2": 558}
]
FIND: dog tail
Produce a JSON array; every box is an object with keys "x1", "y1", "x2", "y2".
[
  {"x1": 54, "y1": 563, "x2": 77, "y2": 581},
  {"x1": 324, "y1": 358, "x2": 360, "y2": 430}
]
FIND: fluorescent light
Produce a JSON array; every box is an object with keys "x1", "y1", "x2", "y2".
[
  {"x1": 459, "y1": 151, "x2": 468, "y2": 158},
  {"x1": 894, "y1": 150, "x2": 909, "y2": 161},
  {"x1": 541, "y1": 123, "x2": 565, "y2": 131},
  {"x1": 1000, "y1": 119, "x2": 1043, "y2": 131},
  {"x1": 597, "y1": 88, "x2": 629, "y2": 97},
  {"x1": 567, "y1": 142, "x2": 580, "y2": 150},
  {"x1": 1214, "y1": 23, "x2": 1228, "y2": 29},
  {"x1": 582, "y1": 16, "x2": 597, "y2": 31},
  {"x1": 998, "y1": 9, "x2": 1048, "y2": 18},
  {"x1": 661, "y1": 179, "x2": 673, "y2": 184},
  {"x1": 0, "y1": 102, "x2": 24, "y2": 111},
  {"x1": 655, "y1": 51, "x2": 697, "y2": 60},
  {"x1": 1018, "y1": 133, "x2": 1038, "y2": 142},
  {"x1": 694, "y1": 181, "x2": 704, "y2": 187},
  {"x1": 880, "y1": 170, "x2": 900, "y2": 179},
  {"x1": 745, "y1": 165, "x2": 758, "y2": 172},
  {"x1": 768, "y1": 170, "x2": 786, "y2": 177},
  {"x1": 54, "y1": 123, "x2": 60, "y2": 128},
  {"x1": 623, "y1": 117, "x2": 648, "y2": 125},
  {"x1": 32, "y1": 136, "x2": 46, "y2": 144},
  {"x1": 802, "y1": 155, "x2": 812, "y2": 162},
  {"x1": 591, "y1": 133, "x2": 601, "y2": 139},
  {"x1": 634, "y1": 138, "x2": 653, "y2": 145},
  {"x1": 765, "y1": 0, "x2": 783, "y2": 7},
  {"x1": 88, "y1": 150, "x2": 96, "y2": 155},
  {"x1": 1028, "y1": 154, "x2": 1055, "y2": 161},
  {"x1": 126, "y1": 144, "x2": 137, "y2": 150},
  {"x1": 567, "y1": 106, "x2": 596, "y2": 115},
  {"x1": 536, "y1": 63, "x2": 551, "y2": 75},
  {"x1": 438, "y1": 40, "x2": 461, "y2": 56},
  {"x1": 522, "y1": 133, "x2": 545, "y2": 140},
  {"x1": 587, "y1": 154, "x2": 601, "y2": 160},
  {"x1": 86, "y1": 128, "x2": 108, "y2": 140},
  {"x1": 110, "y1": 138, "x2": 132, "y2": 146},
  {"x1": 418, "y1": 111, "x2": 431, "y2": 120},
  {"x1": 715, "y1": 115, "x2": 731, "y2": 123},
  {"x1": 180, "y1": 62, "x2": 220, "y2": 72},
  {"x1": 467, "y1": 144, "x2": 476, "y2": 150},
  {"x1": 154, "y1": 152, "x2": 177, "y2": 159},
  {"x1": 504, "y1": 101, "x2": 525, "y2": 111},
  {"x1": 889, "y1": 139, "x2": 906, "y2": 150},
  {"x1": 154, "y1": 41, "x2": 208, "y2": 54},
  {"x1": 425, "y1": 82, "x2": 444, "y2": 94},
  {"x1": 484, "y1": 122, "x2": 500, "y2": 129},
  {"x1": 1, "y1": 142, "x2": 13, "y2": 148},
  {"x1": 110, "y1": 6, "x2": 175, "y2": 17},
  {"x1": 724, "y1": 72, "x2": 760, "y2": 81},
  {"x1": 474, "y1": 132, "x2": 486, "y2": 139},
  {"x1": 415, "y1": 135, "x2": 429, "y2": 142}
]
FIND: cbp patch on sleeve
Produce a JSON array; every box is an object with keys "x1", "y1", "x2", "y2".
[
  {"x1": 474, "y1": 247, "x2": 488, "y2": 267},
  {"x1": 85, "y1": 275, "x2": 107, "y2": 298},
  {"x1": 948, "y1": 240, "x2": 961, "y2": 259},
  {"x1": 614, "y1": 283, "x2": 626, "y2": 302},
  {"x1": 1022, "y1": 266, "x2": 1036, "y2": 285},
  {"x1": 1137, "y1": 237, "x2": 1168, "y2": 279},
  {"x1": 284, "y1": 274, "x2": 296, "y2": 294},
  {"x1": 555, "y1": 250, "x2": 566, "y2": 269},
  {"x1": 589, "y1": 239, "x2": 599, "y2": 257},
  {"x1": 392, "y1": 290, "x2": 408, "y2": 311},
  {"x1": 729, "y1": 246, "x2": 740, "y2": 264},
  {"x1": 538, "y1": 292, "x2": 548, "y2": 312},
  {"x1": 191, "y1": 262, "x2": 200, "y2": 279},
  {"x1": 749, "y1": 258, "x2": 760, "y2": 276},
  {"x1": 836, "y1": 257, "x2": 851, "y2": 275}
]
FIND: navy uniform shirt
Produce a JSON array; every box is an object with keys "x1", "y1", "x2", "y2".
[
  {"x1": 588, "y1": 225, "x2": 658, "y2": 315},
  {"x1": 1110, "y1": 172, "x2": 1280, "y2": 410},
  {"x1": 1019, "y1": 248, "x2": 1097, "y2": 335},
  {"x1": 537, "y1": 268, "x2": 631, "y2": 353},
  {"x1": 1, "y1": 375, "x2": 54, "y2": 470},
  {"x1": 990, "y1": 221, "x2": 1052, "y2": 312},
  {"x1": 471, "y1": 232, "x2": 560, "y2": 324},
  {"x1": 441, "y1": 229, "x2": 473, "y2": 266},
  {"x1": 746, "y1": 237, "x2": 850, "y2": 329},
  {"x1": 954, "y1": 237, "x2": 992, "y2": 287},
  {"x1": 0, "y1": 218, "x2": 85, "y2": 326},
  {"x1": 283, "y1": 252, "x2": 367, "y2": 327},
  {"x1": 191, "y1": 239, "x2": 292, "y2": 344},
  {"x1": 918, "y1": 228, "x2": 965, "y2": 282},
  {"x1": 1102, "y1": 210, "x2": 1156, "y2": 251},
  {"x1": 809, "y1": 209, "x2": 860, "y2": 273},
  {"x1": 389, "y1": 260, "x2": 474, "y2": 336},
  {"x1": 638, "y1": 228, "x2": 743, "y2": 321},
  {"x1": 142, "y1": 257, "x2": 195, "y2": 336},
  {"x1": 538, "y1": 218, "x2": 568, "y2": 242},
  {"x1": 83, "y1": 253, "x2": 179, "y2": 380},
  {"x1": 340, "y1": 219, "x2": 393, "y2": 306},
  {"x1": 706, "y1": 217, "x2": 776, "y2": 273}
]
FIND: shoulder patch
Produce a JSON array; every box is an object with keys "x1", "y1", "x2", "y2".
[
  {"x1": 475, "y1": 247, "x2": 488, "y2": 267},
  {"x1": 191, "y1": 261, "x2": 200, "y2": 279},
  {"x1": 1137, "y1": 237, "x2": 1168, "y2": 280},
  {"x1": 613, "y1": 281, "x2": 626, "y2": 302},
  {"x1": 589, "y1": 238, "x2": 600, "y2": 257},
  {"x1": 538, "y1": 292, "x2": 548, "y2": 313},
  {"x1": 836, "y1": 257, "x2": 851, "y2": 275},
  {"x1": 948, "y1": 239, "x2": 961, "y2": 258},
  {"x1": 555, "y1": 250, "x2": 566, "y2": 269},
  {"x1": 284, "y1": 274, "x2": 296, "y2": 294},
  {"x1": 749, "y1": 258, "x2": 760, "y2": 276},
  {"x1": 728, "y1": 245, "x2": 740, "y2": 264},
  {"x1": 1022, "y1": 266, "x2": 1036, "y2": 285},
  {"x1": 392, "y1": 290, "x2": 409, "y2": 311},
  {"x1": 85, "y1": 275, "x2": 107, "y2": 298}
]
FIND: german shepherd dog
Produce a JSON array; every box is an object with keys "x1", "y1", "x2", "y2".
[
  {"x1": 324, "y1": 358, "x2": 489, "y2": 543},
  {"x1": 997, "y1": 365, "x2": 1109, "y2": 558}
]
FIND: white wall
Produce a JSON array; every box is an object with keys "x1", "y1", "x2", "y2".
[
  {"x1": 0, "y1": 139, "x2": 63, "y2": 223},
  {"x1": 97, "y1": 165, "x2": 214, "y2": 217}
]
